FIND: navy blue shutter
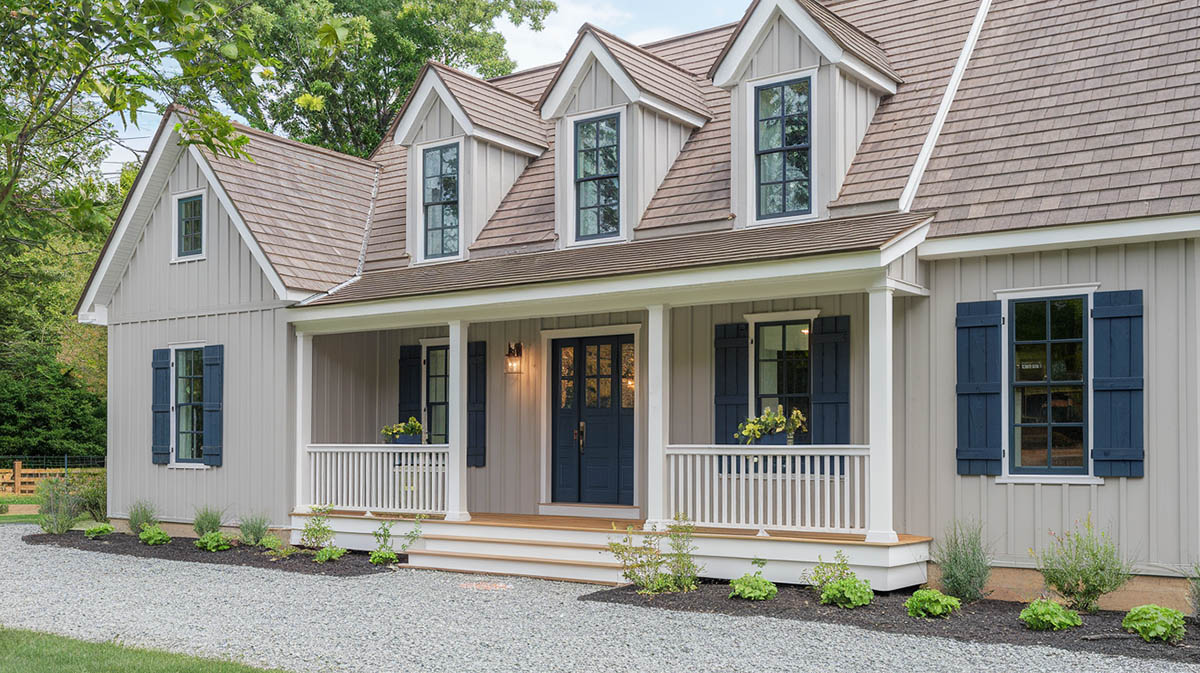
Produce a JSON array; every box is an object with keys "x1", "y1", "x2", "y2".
[
  {"x1": 714, "y1": 323, "x2": 749, "y2": 444},
  {"x1": 811, "y1": 316, "x2": 851, "y2": 444},
  {"x1": 201, "y1": 345, "x2": 224, "y2": 467},
  {"x1": 1092, "y1": 290, "x2": 1144, "y2": 477},
  {"x1": 956, "y1": 301, "x2": 1003, "y2": 475},
  {"x1": 151, "y1": 349, "x2": 171, "y2": 465},
  {"x1": 397, "y1": 345, "x2": 422, "y2": 432},
  {"x1": 467, "y1": 341, "x2": 486, "y2": 467}
]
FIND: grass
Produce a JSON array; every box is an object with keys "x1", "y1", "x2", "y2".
[
  {"x1": 0, "y1": 514, "x2": 40, "y2": 525},
  {"x1": 0, "y1": 494, "x2": 39, "y2": 504},
  {"x1": 0, "y1": 627, "x2": 290, "y2": 672}
]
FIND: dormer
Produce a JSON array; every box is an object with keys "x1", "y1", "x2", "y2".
[
  {"x1": 536, "y1": 25, "x2": 711, "y2": 248},
  {"x1": 391, "y1": 62, "x2": 548, "y2": 264},
  {"x1": 708, "y1": 0, "x2": 902, "y2": 225}
]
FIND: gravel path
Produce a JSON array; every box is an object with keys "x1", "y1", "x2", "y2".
[{"x1": 0, "y1": 524, "x2": 1193, "y2": 673}]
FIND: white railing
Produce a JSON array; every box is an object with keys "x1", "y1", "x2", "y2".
[
  {"x1": 665, "y1": 444, "x2": 870, "y2": 534},
  {"x1": 306, "y1": 444, "x2": 449, "y2": 515}
]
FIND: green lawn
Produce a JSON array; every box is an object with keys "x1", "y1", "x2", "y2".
[
  {"x1": 0, "y1": 514, "x2": 39, "y2": 525},
  {"x1": 0, "y1": 494, "x2": 39, "y2": 504},
  {"x1": 0, "y1": 628, "x2": 290, "y2": 672}
]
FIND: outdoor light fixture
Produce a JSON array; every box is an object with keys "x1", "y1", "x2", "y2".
[{"x1": 505, "y1": 342, "x2": 523, "y2": 374}]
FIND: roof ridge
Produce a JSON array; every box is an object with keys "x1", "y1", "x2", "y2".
[
  {"x1": 222, "y1": 119, "x2": 380, "y2": 168},
  {"x1": 580, "y1": 23, "x2": 703, "y2": 79},
  {"x1": 429, "y1": 61, "x2": 540, "y2": 106},
  {"x1": 637, "y1": 21, "x2": 740, "y2": 49}
]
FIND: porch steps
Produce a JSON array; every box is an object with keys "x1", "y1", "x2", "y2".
[{"x1": 406, "y1": 543, "x2": 625, "y2": 584}]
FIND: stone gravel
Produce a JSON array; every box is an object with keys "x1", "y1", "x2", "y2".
[{"x1": 0, "y1": 524, "x2": 1193, "y2": 673}]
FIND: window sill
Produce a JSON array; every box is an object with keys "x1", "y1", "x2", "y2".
[
  {"x1": 410, "y1": 254, "x2": 464, "y2": 267},
  {"x1": 565, "y1": 234, "x2": 625, "y2": 249},
  {"x1": 169, "y1": 255, "x2": 206, "y2": 265},
  {"x1": 167, "y1": 463, "x2": 211, "y2": 471},
  {"x1": 747, "y1": 213, "x2": 820, "y2": 228},
  {"x1": 995, "y1": 475, "x2": 1103, "y2": 485}
]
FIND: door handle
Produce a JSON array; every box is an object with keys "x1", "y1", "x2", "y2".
[{"x1": 578, "y1": 420, "x2": 586, "y2": 454}]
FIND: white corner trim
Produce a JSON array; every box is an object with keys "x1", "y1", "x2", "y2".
[
  {"x1": 541, "y1": 34, "x2": 640, "y2": 120},
  {"x1": 918, "y1": 213, "x2": 1200, "y2": 260},
  {"x1": 878, "y1": 216, "x2": 933, "y2": 267},
  {"x1": 898, "y1": 0, "x2": 992, "y2": 212},
  {"x1": 78, "y1": 304, "x2": 108, "y2": 326},
  {"x1": 836, "y1": 54, "x2": 898, "y2": 96},
  {"x1": 395, "y1": 73, "x2": 476, "y2": 146}
]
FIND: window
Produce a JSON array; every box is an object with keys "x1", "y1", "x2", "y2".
[
  {"x1": 1010, "y1": 296, "x2": 1087, "y2": 475},
  {"x1": 425, "y1": 345, "x2": 448, "y2": 444},
  {"x1": 755, "y1": 78, "x2": 811, "y2": 220},
  {"x1": 422, "y1": 144, "x2": 459, "y2": 259},
  {"x1": 574, "y1": 114, "x2": 620, "y2": 240},
  {"x1": 175, "y1": 348, "x2": 204, "y2": 462},
  {"x1": 754, "y1": 320, "x2": 811, "y2": 443},
  {"x1": 177, "y1": 194, "x2": 203, "y2": 257}
]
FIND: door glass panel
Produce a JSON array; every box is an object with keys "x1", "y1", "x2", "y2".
[
  {"x1": 598, "y1": 378, "x2": 612, "y2": 408},
  {"x1": 560, "y1": 378, "x2": 575, "y2": 409},
  {"x1": 620, "y1": 343, "x2": 634, "y2": 409},
  {"x1": 598, "y1": 344, "x2": 612, "y2": 376},
  {"x1": 560, "y1": 346, "x2": 574, "y2": 377},
  {"x1": 585, "y1": 377, "x2": 598, "y2": 407},
  {"x1": 585, "y1": 345, "x2": 598, "y2": 376}
]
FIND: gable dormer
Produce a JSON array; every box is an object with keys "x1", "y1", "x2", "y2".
[
  {"x1": 536, "y1": 25, "x2": 711, "y2": 248},
  {"x1": 709, "y1": 0, "x2": 901, "y2": 224},
  {"x1": 391, "y1": 62, "x2": 547, "y2": 264}
]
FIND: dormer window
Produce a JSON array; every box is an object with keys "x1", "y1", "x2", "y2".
[
  {"x1": 172, "y1": 190, "x2": 205, "y2": 262},
  {"x1": 755, "y1": 77, "x2": 812, "y2": 220},
  {"x1": 422, "y1": 143, "x2": 460, "y2": 260},
  {"x1": 574, "y1": 114, "x2": 621, "y2": 240}
]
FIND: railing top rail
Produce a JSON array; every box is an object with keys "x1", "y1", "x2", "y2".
[
  {"x1": 307, "y1": 444, "x2": 451, "y2": 454},
  {"x1": 665, "y1": 444, "x2": 870, "y2": 457}
]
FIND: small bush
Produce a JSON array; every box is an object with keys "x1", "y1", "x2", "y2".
[
  {"x1": 905, "y1": 589, "x2": 961, "y2": 619},
  {"x1": 193, "y1": 506, "x2": 224, "y2": 537},
  {"x1": 259, "y1": 534, "x2": 283, "y2": 551},
  {"x1": 1123, "y1": 604, "x2": 1185, "y2": 643},
  {"x1": 370, "y1": 521, "x2": 399, "y2": 566},
  {"x1": 1033, "y1": 516, "x2": 1132, "y2": 613},
  {"x1": 36, "y1": 478, "x2": 81, "y2": 534},
  {"x1": 194, "y1": 531, "x2": 234, "y2": 552},
  {"x1": 608, "y1": 526, "x2": 667, "y2": 593},
  {"x1": 934, "y1": 519, "x2": 991, "y2": 602},
  {"x1": 299, "y1": 504, "x2": 335, "y2": 549},
  {"x1": 820, "y1": 576, "x2": 874, "y2": 609},
  {"x1": 803, "y1": 550, "x2": 853, "y2": 594},
  {"x1": 0, "y1": 503, "x2": 8, "y2": 514},
  {"x1": 138, "y1": 523, "x2": 171, "y2": 546},
  {"x1": 729, "y1": 569, "x2": 778, "y2": 601},
  {"x1": 128, "y1": 500, "x2": 158, "y2": 532},
  {"x1": 69, "y1": 472, "x2": 107, "y2": 523},
  {"x1": 664, "y1": 513, "x2": 702, "y2": 592},
  {"x1": 84, "y1": 523, "x2": 115, "y2": 539},
  {"x1": 314, "y1": 545, "x2": 347, "y2": 563},
  {"x1": 1019, "y1": 598, "x2": 1082, "y2": 631},
  {"x1": 239, "y1": 514, "x2": 270, "y2": 546}
]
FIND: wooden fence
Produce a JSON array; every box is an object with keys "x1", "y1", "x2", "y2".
[{"x1": 0, "y1": 461, "x2": 105, "y2": 495}]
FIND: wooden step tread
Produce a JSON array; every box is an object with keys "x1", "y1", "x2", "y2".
[
  {"x1": 421, "y1": 534, "x2": 611, "y2": 550},
  {"x1": 406, "y1": 549, "x2": 623, "y2": 569}
]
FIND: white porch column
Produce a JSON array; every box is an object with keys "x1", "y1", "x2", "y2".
[
  {"x1": 866, "y1": 287, "x2": 898, "y2": 543},
  {"x1": 446, "y1": 319, "x2": 471, "y2": 521},
  {"x1": 294, "y1": 332, "x2": 313, "y2": 512},
  {"x1": 645, "y1": 304, "x2": 671, "y2": 529}
]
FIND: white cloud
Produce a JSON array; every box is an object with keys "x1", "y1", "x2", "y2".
[{"x1": 497, "y1": 0, "x2": 676, "y2": 71}]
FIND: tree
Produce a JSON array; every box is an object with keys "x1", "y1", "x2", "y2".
[{"x1": 232, "y1": 0, "x2": 556, "y2": 157}]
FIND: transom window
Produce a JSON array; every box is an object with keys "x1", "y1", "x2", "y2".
[
  {"x1": 1010, "y1": 296, "x2": 1087, "y2": 475},
  {"x1": 755, "y1": 77, "x2": 811, "y2": 220},
  {"x1": 574, "y1": 114, "x2": 620, "y2": 240},
  {"x1": 177, "y1": 195, "x2": 203, "y2": 257},
  {"x1": 423, "y1": 144, "x2": 459, "y2": 259},
  {"x1": 425, "y1": 345, "x2": 448, "y2": 444},
  {"x1": 175, "y1": 348, "x2": 204, "y2": 462},
  {"x1": 754, "y1": 320, "x2": 811, "y2": 443}
]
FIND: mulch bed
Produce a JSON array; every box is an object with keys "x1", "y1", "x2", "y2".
[
  {"x1": 581, "y1": 579, "x2": 1200, "y2": 664},
  {"x1": 23, "y1": 531, "x2": 401, "y2": 577}
]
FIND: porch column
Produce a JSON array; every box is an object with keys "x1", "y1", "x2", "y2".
[
  {"x1": 294, "y1": 332, "x2": 313, "y2": 512},
  {"x1": 446, "y1": 319, "x2": 471, "y2": 521},
  {"x1": 645, "y1": 304, "x2": 670, "y2": 529},
  {"x1": 866, "y1": 287, "x2": 898, "y2": 543}
]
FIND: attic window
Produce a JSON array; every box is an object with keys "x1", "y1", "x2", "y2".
[
  {"x1": 176, "y1": 194, "x2": 204, "y2": 258},
  {"x1": 422, "y1": 143, "x2": 460, "y2": 259},
  {"x1": 755, "y1": 77, "x2": 812, "y2": 220},
  {"x1": 574, "y1": 114, "x2": 620, "y2": 241}
]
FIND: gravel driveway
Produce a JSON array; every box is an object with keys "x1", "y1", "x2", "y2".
[{"x1": 0, "y1": 525, "x2": 1193, "y2": 673}]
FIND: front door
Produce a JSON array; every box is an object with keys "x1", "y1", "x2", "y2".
[{"x1": 552, "y1": 336, "x2": 634, "y2": 504}]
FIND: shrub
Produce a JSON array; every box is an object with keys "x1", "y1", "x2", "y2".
[
  {"x1": 608, "y1": 526, "x2": 667, "y2": 593},
  {"x1": 934, "y1": 519, "x2": 991, "y2": 602},
  {"x1": 259, "y1": 534, "x2": 283, "y2": 551},
  {"x1": 820, "y1": 576, "x2": 874, "y2": 609},
  {"x1": 128, "y1": 500, "x2": 158, "y2": 532},
  {"x1": 905, "y1": 589, "x2": 961, "y2": 618},
  {"x1": 299, "y1": 504, "x2": 335, "y2": 549},
  {"x1": 314, "y1": 545, "x2": 347, "y2": 563},
  {"x1": 397, "y1": 515, "x2": 424, "y2": 553},
  {"x1": 84, "y1": 523, "x2": 115, "y2": 539},
  {"x1": 0, "y1": 503, "x2": 8, "y2": 514},
  {"x1": 730, "y1": 561, "x2": 778, "y2": 601},
  {"x1": 239, "y1": 514, "x2": 270, "y2": 546},
  {"x1": 193, "y1": 506, "x2": 224, "y2": 537},
  {"x1": 36, "y1": 477, "x2": 81, "y2": 534},
  {"x1": 1123, "y1": 604, "x2": 1185, "y2": 643},
  {"x1": 1033, "y1": 516, "x2": 1132, "y2": 613},
  {"x1": 69, "y1": 472, "x2": 107, "y2": 523},
  {"x1": 194, "y1": 531, "x2": 234, "y2": 552},
  {"x1": 802, "y1": 550, "x2": 853, "y2": 594},
  {"x1": 1189, "y1": 563, "x2": 1200, "y2": 619},
  {"x1": 664, "y1": 513, "x2": 702, "y2": 592},
  {"x1": 370, "y1": 521, "x2": 399, "y2": 566},
  {"x1": 138, "y1": 523, "x2": 171, "y2": 546},
  {"x1": 1019, "y1": 598, "x2": 1082, "y2": 631}
]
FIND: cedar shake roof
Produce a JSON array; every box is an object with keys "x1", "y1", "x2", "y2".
[
  {"x1": 428, "y1": 62, "x2": 549, "y2": 149},
  {"x1": 915, "y1": 0, "x2": 1200, "y2": 236},
  {"x1": 309, "y1": 211, "x2": 932, "y2": 305}
]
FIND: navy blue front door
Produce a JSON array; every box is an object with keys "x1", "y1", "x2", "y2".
[{"x1": 552, "y1": 336, "x2": 634, "y2": 504}]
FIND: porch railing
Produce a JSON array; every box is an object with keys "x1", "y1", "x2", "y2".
[
  {"x1": 306, "y1": 444, "x2": 449, "y2": 515},
  {"x1": 664, "y1": 444, "x2": 870, "y2": 535}
]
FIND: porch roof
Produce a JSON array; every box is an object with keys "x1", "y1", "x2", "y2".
[{"x1": 304, "y1": 210, "x2": 932, "y2": 307}]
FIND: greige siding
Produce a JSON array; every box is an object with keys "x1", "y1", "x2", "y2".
[
  {"x1": 563, "y1": 61, "x2": 631, "y2": 115},
  {"x1": 631, "y1": 106, "x2": 692, "y2": 221},
  {"x1": 468, "y1": 139, "x2": 529, "y2": 246},
  {"x1": 411, "y1": 98, "x2": 464, "y2": 144},
  {"x1": 895, "y1": 242, "x2": 1200, "y2": 573}
]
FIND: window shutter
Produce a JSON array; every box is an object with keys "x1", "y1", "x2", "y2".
[
  {"x1": 152, "y1": 349, "x2": 171, "y2": 465},
  {"x1": 811, "y1": 316, "x2": 850, "y2": 444},
  {"x1": 201, "y1": 345, "x2": 224, "y2": 467},
  {"x1": 714, "y1": 323, "x2": 749, "y2": 444},
  {"x1": 956, "y1": 300, "x2": 1003, "y2": 475},
  {"x1": 467, "y1": 341, "x2": 487, "y2": 467},
  {"x1": 1092, "y1": 290, "x2": 1144, "y2": 477},
  {"x1": 397, "y1": 345, "x2": 422, "y2": 433}
]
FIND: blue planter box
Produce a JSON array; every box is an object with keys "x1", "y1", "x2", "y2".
[
  {"x1": 390, "y1": 434, "x2": 422, "y2": 445},
  {"x1": 753, "y1": 432, "x2": 787, "y2": 446}
]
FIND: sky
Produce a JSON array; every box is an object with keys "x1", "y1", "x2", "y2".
[{"x1": 101, "y1": 0, "x2": 745, "y2": 175}]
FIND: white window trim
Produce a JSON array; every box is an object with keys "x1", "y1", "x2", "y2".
[
  {"x1": 741, "y1": 68, "x2": 820, "y2": 228},
  {"x1": 562, "y1": 105, "x2": 629, "y2": 248},
  {"x1": 412, "y1": 138, "x2": 466, "y2": 265},
  {"x1": 166, "y1": 340, "x2": 211, "y2": 469},
  {"x1": 419, "y1": 337, "x2": 450, "y2": 444},
  {"x1": 170, "y1": 188, "x2": 207, "y2": 263},
  {"x1": 994, "y1": 283, "x2": 1104, "y2": 485},
  {"x1": 744, "y1": 309, "x2": 821, "y2": 414}
]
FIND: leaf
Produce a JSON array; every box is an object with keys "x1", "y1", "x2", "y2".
[{"x1": 220, "y1": 43, "x2": 239, "y2": 59}]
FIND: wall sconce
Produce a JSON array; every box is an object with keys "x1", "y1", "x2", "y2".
[{"x1": 505, "y1": 342, "x2": 523, "y2": 374}]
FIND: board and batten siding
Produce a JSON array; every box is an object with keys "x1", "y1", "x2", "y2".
[
  {"x1": 895, "y1": 242, "x2": 1200, "y2": 573},
  {"x1": 562, "y1": 61, "x2": 631, "y2": 115}
]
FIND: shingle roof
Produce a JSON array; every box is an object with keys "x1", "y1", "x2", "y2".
[
  {"x1": 429, "y1": 62, "x2": 549, "y2": 150},
  {"x1": 578, "y1": 24, "x2": 711, "y2": 121},
  {"x1": 915, "y1": 0, "x2": 1200, "y2": 237}
]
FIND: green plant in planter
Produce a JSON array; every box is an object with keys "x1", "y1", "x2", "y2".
[
  {"x1": 84, "y1": 523, "x2": 115, "y2": 539},
  {"x1": 381, "y1": 417, "x2": 424, "y2": 443},
  {"x1": 1019, "y1": 598, "x2": 1082, "y2": 631},
  {"x1": 195, "y1": 531, "x2": 234, "y2": 552},
  {"x1": 138, "y1": 523, "x2": 171, "y2": 546},
  {"x1": 1123, "y1": 604, "x2": 1185, "y2": 643},
  {"x1": 820, "y1": 576, "x2": 874, "y2": 609},
  {"x1": 734, "y1": 405, "x2": 808, "y2": 444},
  {"x1": 905, "y1": 589, "x2": 960, "y2": 618},
  {"x1": 730, "y1": 558, "x2": 778, "y2": 601}
]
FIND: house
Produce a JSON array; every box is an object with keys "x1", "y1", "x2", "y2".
[{"x1": 77, "y1": 0, "x2": 1200, "y2": 597}]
